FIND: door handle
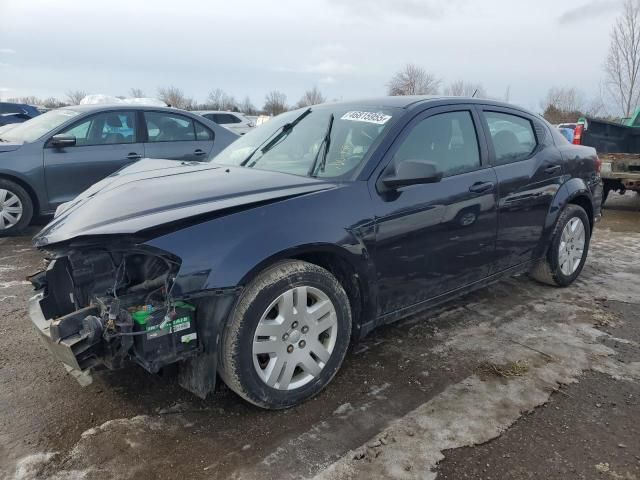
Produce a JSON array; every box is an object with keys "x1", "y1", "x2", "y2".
[
  {"x1": 469, "y1": 181, "x2": 495, "y2": 194},
  {"x1": 544, "y1": 165, "x2": 562, "y2": 175},
  {"x1": 193, "y1": 149, "x2": 206, "y2": 156},
  {"x1": 126, "y1": 153, "x2": 142, "y2": 160}
]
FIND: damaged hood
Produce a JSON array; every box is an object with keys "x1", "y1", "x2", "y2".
[{"x1": 34, "y1": 158, "x2": 335, "y2": 247}]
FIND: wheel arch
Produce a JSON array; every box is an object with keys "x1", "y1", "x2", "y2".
[
  {"x1": 0, "y1": 172, "x2": 40, "y2": 216},
  {"x1": 537, "y1": 178, "x2": 594, "y2": 258},
  {"x1": 237, "y1": 243, "x2": 375, "y2": 341}
]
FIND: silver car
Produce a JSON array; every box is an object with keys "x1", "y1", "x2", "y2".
[
  {"x1": 193, "y1": 111, "x2": 255, "y2": 135},
  {"x1": 0, "y1": 104, "x2": 238, "y2": 235}
]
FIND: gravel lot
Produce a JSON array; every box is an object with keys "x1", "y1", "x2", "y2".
[{"x1": 1, "y1": 193, "x2": 639, "y2": 480}]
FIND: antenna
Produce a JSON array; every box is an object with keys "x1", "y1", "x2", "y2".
[{"x1": 472, "y1": 89, "x2": 479, "y2": 98}]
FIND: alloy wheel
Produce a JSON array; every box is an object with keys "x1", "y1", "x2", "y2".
[
  {"x1": 0, "y1": 189, "x2": 23, "y2": 230},
  {"x1": 252, "y1": 286, "x2": 338, "y2": 390},
  {"x1": 558, "y1": 217, "x2": 586, "y2": 276}
]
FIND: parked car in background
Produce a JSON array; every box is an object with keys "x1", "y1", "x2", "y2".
[
  {"x1": 193, "y1": 110, "x2": 255, "y2": 135},
  {"x1": 29, "y1": 96, "x2": 602, "y2": 409},
  {"x1": 0, "y1": 102, "x2": 41, "y2": 126},
  {"x1": 0, "y1": 104, "x2": 237, "y2": 235}
]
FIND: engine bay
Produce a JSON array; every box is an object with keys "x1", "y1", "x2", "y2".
[{"x1": 30, "y1": 246, "x2": 200, "y2": 376}]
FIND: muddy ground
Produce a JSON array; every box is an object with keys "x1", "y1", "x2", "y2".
[{"x1": 1, "y1": 192, "x2": 639, "y2": 480}]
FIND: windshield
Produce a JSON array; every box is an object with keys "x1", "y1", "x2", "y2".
[
  {"x1": 213, "y1": 106, "x2": 397, "y2": 178},
  {"x1": 0, "y1": 109, "x2": 79, "y2": 143}
]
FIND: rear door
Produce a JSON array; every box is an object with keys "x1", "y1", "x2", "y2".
[
  {"x1": 143, "y1": 111, "x2": 214, "y2": 161},
  {"x1": 478, "y1": 107, "x2": 565, "y2": 272},
  {"x1": 43, "y1": 110, "x2": 143, "y2": 206},
  {"x1": 370, "y1": 105, "x2": 498, "y2": 315}
]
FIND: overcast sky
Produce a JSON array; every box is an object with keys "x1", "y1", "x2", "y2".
[{"x1": 0, "y1": 0, "x2": 622, "y2": 112}]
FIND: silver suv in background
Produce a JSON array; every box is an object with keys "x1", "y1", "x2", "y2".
[{"x1": 193, "y1": 111, "x2": 255, "y2": 135}]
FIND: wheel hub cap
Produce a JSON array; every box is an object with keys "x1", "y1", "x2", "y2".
[
  {"x1": 0, "y1": 189, "x2": 23, "y2": 230},
  {"x1": 558, "y1": 217, "x2": 586, "y2": 276},
  {"x1": 252, "y1": 286, "x2": 338, "y2": 391}
]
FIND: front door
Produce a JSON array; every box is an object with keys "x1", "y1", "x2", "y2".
[
  {"x1": 43, "y1": 110, "x2": 143, "y2": 207},
  {"x1": 478, "y1": 108, "x2": 565, "y2": 272},
  {"x1": 370, "y1": 106, "x2": 498, "y2": 316},
  {"x1": 143, "y1": 111, "x2": 215, "y2": 161}
]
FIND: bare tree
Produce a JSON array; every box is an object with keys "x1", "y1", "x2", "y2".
[
  {"x1": 65, "y1": 89, "x2": 87, "y2": 105},
  {"x1": 205, "y1": 88, "x2": 238, "y2": 111},
  {"x1": 263, "y1": 90, "x2": 288, "y2": 116},
  {"x1": 444, "y1": 80, "x2": 487, "y2": 98},
  {"x1": 239, "y1": 96, "x2": 257, "y2": 115},
  {"x1": 541, "y1": 87, "x2": 585, "y2": 113},
  {"x1": 129, "y1": 88, "x2": 145, "y2": 98},
  {"x1": 605, "y1": 0, "x2": 640, "y2": 117},
  {"x1": 157, "y1": 86, "x2": 194, "y2": 109},
  {"x1": 43, "y1": 97, "x2": 66, "y2": 108},
  {"x1": 541, "y1": 86, "x2": 586, "y2": 124},
  {"x1": 296, "y1": 86, "x2": 326, "y2": 107},
  {"x1": 387, "y1": 64, "x2": 441, "y2": 96},
  {"x1": 8, "y1": 96, "x2": 41, "y2": 105}
]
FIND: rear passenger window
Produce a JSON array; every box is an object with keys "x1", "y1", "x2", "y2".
[
  {"x1": 484, "y1": 112, "x2": 537, "y2": 165},
  {"x1": 393, "y1": 111, "x2": 481, "y2": 178},
  {"x1": 195, "y1": 122, "x2": 213, "y2": 141},
  {"x1": 212, "y1": 113, "x2": 241, "y2": 124},
  {"x1": 144, "y1": 112, "x2": 195, "y2": 142}
]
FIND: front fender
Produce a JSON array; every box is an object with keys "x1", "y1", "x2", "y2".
[{"x1": 146, "y1": 183, "x2": 374, "y2": 296}]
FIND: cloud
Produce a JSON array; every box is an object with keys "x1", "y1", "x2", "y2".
[
  {"x1": 319, "y1": 76, "x2": 336, "y2": 84},
  {"x1": 0, "y1": 48, "x2": 16, "y2": 54},
  {"x1": 303, "y1": 59, "x2": 356, "y2": 75},
  {"x1": 0, "y1": 63, "x2": 10, "y2": 68},
  {"x1": 557, "y1": 0, "x2": 621, "y2": 24},
  {"x1": 327, "y1": 0, "x2": 451, "y2": 19},
  {"x1": 274, "y1": 59, "x2": 356, "y2": 76}
]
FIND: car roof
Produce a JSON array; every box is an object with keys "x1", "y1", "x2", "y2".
[
  {"x1": 317, "y1": 95, "x2": 532, "y2": 113},
  {"x1": 62, "y1": 104, "x2": 179, "y2": 113},
  {"x1": 193, "y1": 110, "x2": 244, "y2": 115}
]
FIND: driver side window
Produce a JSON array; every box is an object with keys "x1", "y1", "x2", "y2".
[
  {"x1": 60, "y1": 111, "x2": 137, "y2": 146},
  {"x1": 394, "y1": 111, "x2": 480, "y2": 178}
]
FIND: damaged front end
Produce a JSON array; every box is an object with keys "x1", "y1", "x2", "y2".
[{"x1": 28, "y1": 242, "x2": 204, "y2": 389}]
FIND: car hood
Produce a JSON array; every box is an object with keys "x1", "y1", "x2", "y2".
[{"x1": 34, "y1": 158, "x2": 336, "y2": 247}]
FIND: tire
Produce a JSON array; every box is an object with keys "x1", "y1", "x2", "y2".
[
  {"x1": 219, "y1": 260, "x2": 352, "y2": 409},
  {"x1": 529, "y1": 204, "x2": 591, "y2": 287},
  {"x1": 0, "y1": 179, "x2": 33, "y2": 236}
]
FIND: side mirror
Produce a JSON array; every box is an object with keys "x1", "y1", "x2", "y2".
[
  {"x1": 381, "y1": 159, "x2": 443, "y2": 190},
  {"x1": 50, "y1": 134, "x2": 76, "y2": 148}
]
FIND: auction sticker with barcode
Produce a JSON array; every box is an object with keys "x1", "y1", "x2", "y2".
[{"x1": 341, "y1": 111, "x2": 392, "y2": 125}]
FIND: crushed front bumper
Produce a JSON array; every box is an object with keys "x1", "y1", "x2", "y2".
[{"x1": 28, "y1": 292, "x2": 95, "y2": 386}]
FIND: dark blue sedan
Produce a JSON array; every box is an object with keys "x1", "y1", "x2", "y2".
[{"x1": 29, "y1": 96, "x2": 602, "y2": 409}]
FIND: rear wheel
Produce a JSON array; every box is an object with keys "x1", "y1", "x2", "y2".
[
  {"x1": 219, "y1": 260, "x2": 352, "y2": 409},
  {"x1": 0, "y1": 179, "x2": 33, "y2": 236},
  {"x1": 529, "y1": 204, "x2": 590, "y2": 287}
]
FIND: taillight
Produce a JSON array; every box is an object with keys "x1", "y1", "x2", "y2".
[
  {"x1": 595, "y1": 155, "x2": 602, "y2": 173},
  {"x1": 573, "y1": 124, "x2": 584, "y2": 144}
]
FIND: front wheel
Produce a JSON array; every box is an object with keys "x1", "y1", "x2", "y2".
[
  {"x1": 0, "y1": 179, "x2": 33, "y2": 236},
  {"x1": 219, "y1": 260, "x2": 352, "y2": 409},
  {"x1": 529, "y1": 204, "x2": 591, "y2": 287}
]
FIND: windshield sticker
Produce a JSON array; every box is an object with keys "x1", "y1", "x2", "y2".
[{"x1": 341, "y1": 111, "x2": 392, "y2": 125}]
